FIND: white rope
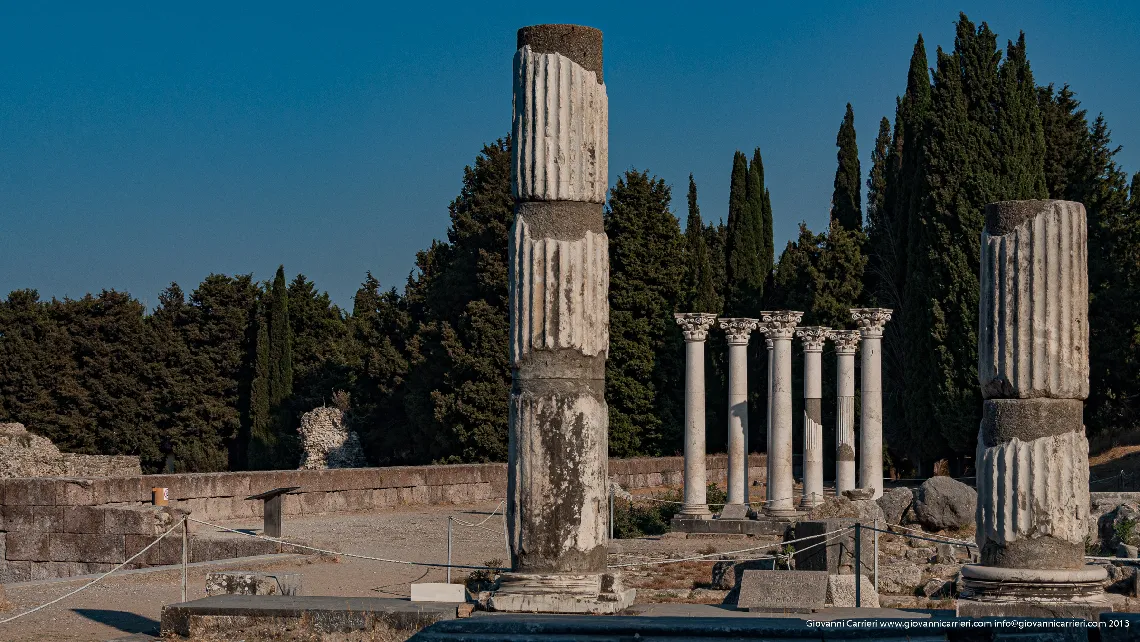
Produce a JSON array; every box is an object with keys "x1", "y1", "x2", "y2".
[
  {"x1": 188, "y1": 517, "x2": 507, "y2": 571},
  {"x1": 883, "y1": 523, "x2": 977, "y2": 548},
  {"x1": 451, "y1": 500, "x2": 505, "y2": 528},
  {"x1": 0, "y1": 516, "x2": 188, "y2": 625},
  {"x1": 621, "y1": 494, "x2": 800, "y2": 507},
  {"x1": 606, "y1": 526, "x2": 853, "y2": 568}
]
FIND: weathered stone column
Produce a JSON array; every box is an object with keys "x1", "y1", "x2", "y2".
[
  {"x1": 765, "y1": 336, "x2": 774, "y2": 504},
  {"x1": 850, "y1": 308, "x2": 891, "y2": 500},
  {"x1": 761, "y1": 311, "x2": 802, "y2": 517},
  {"x1": 959, "y1": 200, "x2": 1106, "y2": 617},
  {"x1": 796, "y1": 326, "x2": 830, "y2": 509},
  {"x1": 496, "y1": 24, "x2": 632, "y2": 613},
  {"x1": 718, "y1": 318, "x2": 758, "y2": 520},
  {"x1": 675, "y1": 313, "x2": 718, "y2": 519},
  {"x1": 829, "y1": 330, "x2": 860, "y2": 495}
]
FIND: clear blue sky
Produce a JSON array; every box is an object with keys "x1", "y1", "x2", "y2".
[{"x1": 2, "y1": 1, "x2": 1137, "y2": 309}]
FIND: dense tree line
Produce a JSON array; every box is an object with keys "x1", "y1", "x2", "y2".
[{"x1": 1, "y1": 13, "x2": 1138, "y2": 474}]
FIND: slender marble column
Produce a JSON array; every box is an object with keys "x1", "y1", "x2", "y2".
[
  {"x1": 796, "y1": 326, "x2": 830, "y2": 509},
  {"x1": 675, "y1": 313, "x2": 718, "y2": 519},
  {"x1": 502, "y1": 25, "x2": 614, "y2": 607},
  {"x1": 718, "y1": 318, "x2": 758, "y2": 520},
  {"x1": 765, "y1": 336, "x2": 774, "y2": 504},
  {"x1": 829, "y1": 330, "x2": 860, "y2": 495},
  {"x1": 761, "y1": 311, "x2": 802, "y2": 517},
  {"x1": 850, "y1": 308, "x2": 891, "y2": 500}
]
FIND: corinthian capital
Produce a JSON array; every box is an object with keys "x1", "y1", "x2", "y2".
[
  {"x1": 759, "y1": 310, "x2": 804, "y2": 340},
  {"x1": 796, "y1": 326, "x2": 832, "y2": 352},
  {"x1": 850, "y1": 308, "x2": 893, "y2": 338},
  {"x1": 718, "y1": 317, "x2": 759, "y2": 345},
  {"x1": 828, "y1": 329, "x2": 861, "y2": 354},
  {"x1": 674, "y1": 312, "x2": 718, "y2": 342}
]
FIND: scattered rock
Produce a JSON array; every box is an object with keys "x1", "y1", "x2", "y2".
[
  {"x1": 934, "y1": 543, "x2": 956, "y2": 564},
  {"x1": 1099, "y1": 503, "x2": 1140, "y2": 550},
  {"x1": 904, "y1": 547, "x2": 935, "y2": 563},
  {"x1": 1105, "y1": 563, "x2": 1137, "y2": 595},
  {"x1": 807, "y1": 496, "x2": 884, "y2": 524},
  {"x1": 913, "y1": 477, "x2": 976, "y2": 531},
  {"x1": 1090, "y1": 497, "x2": 1123, "y2": 547},
  {"x1": 876, "y1": 564, "x2": 924, "y2": 596},
  {"x1": 877, "y1": 488, "x2": 915, "y2": 526},
  {"x1": 921, "y1": 578, "x2": 952, "y2": 599},
  {"x1": 826, "y1": 574, "x2": 878, "y2": 607},
  {"x1": 298, "y1": 407, "x2": 366, "y2": 469},
  {"x1": 842, "y1": 488, "x2": 875, "y2": 501},
  {"x1": 711, "y1": 558, "x2": 775, "y2": 595},
  {"x1": 1118, "y1": 543, "x2": 1139, "y2": 559}
]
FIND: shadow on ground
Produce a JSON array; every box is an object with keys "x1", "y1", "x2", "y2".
[{"x1": 72, "y1": 608, "x2": 159, "y2": 635}]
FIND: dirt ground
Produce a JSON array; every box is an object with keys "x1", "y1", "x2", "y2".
[{"x1": 0, "y1": 499, "x2": 761, "y2": 641}]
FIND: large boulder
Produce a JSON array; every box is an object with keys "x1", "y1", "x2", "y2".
[
  {"x1": 877, "y1": 487, "x2": 915, "y2": 525},
  {"x1": 807, "y1": 496, "x2": 884, "y2": 524},
  {"x1": 913, "y1": 476, "x2": 976, "y2": 531},
  {"x1": 876, "y1": 564, "x2": 924, "y2": 595},
  {"x1": 1099, "y1": 502, "x2": 1140, "y2": 550}
]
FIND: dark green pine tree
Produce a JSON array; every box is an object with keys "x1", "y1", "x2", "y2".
[
  {"x1": 606, "y1": 169, "x2": 687, "y2": 457},
  {"x1": 247, "y1": 305, "x2": 273, "y2": 469},
  {"x1": 831, "y1": 103, "x2": 862, "y2": 232},
  {"x1": 684, "y1": 175, "x2": 721, "y2": 313},
  {"x1": 751, "y1": 148, "x2": 775, "y2": 293}
]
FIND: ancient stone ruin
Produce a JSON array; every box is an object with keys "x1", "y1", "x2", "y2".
[
  {"x1": 959, "y1": 199, "x2": 1107, "y2": 617},
  {"x1": 0, "y1": 422, "x2": 140, "y2": 479},
  {"x1": 297, "y1": 407, "x2": 365, "y2": 470}
]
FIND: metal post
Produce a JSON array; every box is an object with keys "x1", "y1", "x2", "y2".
[
  {"x1": 181, "y1": 518, "x2": 188, "y2": 602},
  {"x1": 609, "y1": 482, "x2": 615, "y2": 541},
  {"x1": 873, "y1": 519, "x2": 879, "y2": 594},
  {"x1": 447, "y1": 517, "x2": 453, "y2": 584},
  {"x1": 854, "y1": 522, "x2": 862, "y2": 608},
  {"x1": 504, "y1": 503, "x2": 511, "y2": 563}
]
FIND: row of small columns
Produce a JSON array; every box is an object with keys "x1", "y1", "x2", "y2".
[{"x1": 674, "y1": 308, "x2": 893, "y2": 519}]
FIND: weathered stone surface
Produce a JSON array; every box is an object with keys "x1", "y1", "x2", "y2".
[
  {"x1": 877, "y1": 563, "x2": 924, "y2": 595},
  {"x1": 50, "y1": 533, "x2": 125, "y2": 563},
  {"x1": 793, "y1": 519, "x2": 872, "y2": 576},
  {"x1": 826, "y1": 574, "x2": 878, "y2": 607},
  {"x1": 0, "y1": 423, "x2": 140, "y2": 479},
  {"x1": 206, "y1": 571, "x2": 302, "y2": 597},
  {"x1": 1099, "y1": 503, "x2": 1140, "y2": 550},
  {"x1": 980, "y1": 398, "x2": 1084, "y2": 445},
  {"x1": 710, "y1": 558, "x2": 774, "y2": 592},
  {"x1": 512, "y1": 43, "x2": 608, "y2": 203},
  {"x1": 61, "y1": 453, "x2": 141, "y2": 477},
  {"x1": 807, "y1": 496, "x2": 884, "y2": 523},
  {"x1": 913, "y1": 476, "x2": 976, "y2": 531},
  {"x1": 976, "y1": 430, "x2": 1089, "y2": 567},
  {"x1": 736, "y1": 569, "x2": 827, "y2": 612},
  {"x1": 979, "y1": 200, "x2": 1089, "y2": 400},
  {"x1": 877, "y1": 487, "x2": 915, "y2": 526},
  {"x1": 297, "y1": 407, "x2": 365, "y2": 470}
]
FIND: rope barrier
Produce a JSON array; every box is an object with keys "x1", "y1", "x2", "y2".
[
  {"x1": 188, "y1": 517, "x2": 509, "y2": 572},
  {"x1": 606, "y1": 526, "x2": 853, "y2": 568},
  {"x1": 450, "y1": 500, "x2": 505, "y2": 528},
  {"x1": 875, "y1": 523, "x2": 978, "y2": 549},
  {"x1": 0, "y1": 516, "x2": 189, "y2": 625}
]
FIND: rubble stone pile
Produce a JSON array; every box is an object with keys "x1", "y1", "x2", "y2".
[{"x1": 297, "y1": 407, "x2": 365, "y2": 469}]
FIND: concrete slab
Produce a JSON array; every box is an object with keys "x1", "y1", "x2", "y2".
[
  {"x1": 411, "y1": 582, "x2": 467, "y2": 603},
  {"x1": 737, "y1": 569, "x2": 828, "y2": 613},
  {"x1": 160, "y1": 595, "x2": 456, "y2": 639}
]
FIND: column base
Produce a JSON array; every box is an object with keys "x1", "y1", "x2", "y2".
[
  {"x1": 798, "y1": 493, "x2": 825, "y2": 510},
  {"x1": 677, "y1": 504, "x2": 713, "y2": 519},
  {"x1": 486, "y1": 572, "x2": 635, "y2": 614},
  {"x1": 763, "y1": 505, "x2": 803, "y2": 519},
  {"x1": 957, "y1": 564, "x2": 1109, "y2": 617}
]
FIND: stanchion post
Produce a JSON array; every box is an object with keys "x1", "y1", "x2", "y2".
[
  {"x1": 854, "y1": 522, "x2": 862, "y2": 608},
  {"x1": 181, "y1": 518, "x2": 188, "y2": 602},
  {"x1": 609, "y1": 482, "x2": 615, "y2": 541},
  {"x1": 873, "y1": 518, "x2": 879, "y2": 594},
  {"x1": 447, "y1": 517, "x2": 453, "y2": 584}
]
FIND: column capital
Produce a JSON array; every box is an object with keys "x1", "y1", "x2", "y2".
[
  {"x1": 828, "y1": 329, "x2": 861, "y2": 354},
  {"x1": 759, "y1": 310, "x2": 804, "y2": 339},
  {"x1": 796, "y1": 326, "x2": 832, "y2": 352},
  {"x1": 718, "y1": 317, "x2": 759, "y2": 345},
  {"x1": 674, "y1": 312, "x2": 718, "y2": 342},
  {"x1": 850, "y1": 308, "x2": 893, "y2": 338}
]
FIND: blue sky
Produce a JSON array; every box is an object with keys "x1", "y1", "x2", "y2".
[{"x1": 2, "y1": 1, "x2": 1137, "y2": 309}]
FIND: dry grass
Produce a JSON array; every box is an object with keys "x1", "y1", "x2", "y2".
[
  {"x1": 624, "y1": 561, "x2": 715, "y2": 590},
  {"x1": 1090, "y1": 445, "x2": 1140, "y2": 467}
]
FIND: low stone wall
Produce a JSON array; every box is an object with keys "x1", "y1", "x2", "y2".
[{"x1": 61, "y1": 453, "x2": 142, "y2": 478}]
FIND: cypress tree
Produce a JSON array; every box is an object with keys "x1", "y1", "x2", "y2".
[
  {"x1": 725, "y1": 152, "x2": 752, "y2": 314},
  {"x1": 751, "y1": 148, "x2": 775, "y2": 289},
  {"x1": 684, "y1": 175, "x2": 721, "y2": 313},
  {"x1": 831, "y1": 103, "x2": 862, "y2": 232},
  {"x1": 864, "y1": 117, "x2": 893, "y2": 302},
  {"x1": 996, "y1": 33, "x2": 1047, "y2": 199},
  {"x1": 247, "y1": 307, "x2": 272, "y2": 469},
  {"x1": 268, "y1": 266, "x2": 294, "y2": 413}
]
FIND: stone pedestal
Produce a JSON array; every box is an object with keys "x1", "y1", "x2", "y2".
[
  {"x1": 496, "y1": 23, "x2": 632, "y2": 614},
  {"x1": 829, "y1": 330, "x2": 860, "y2": 495},
  {"x1": 958, "y1": 199, "x2": 1107, "y2": 618},
  {"x1": 796, "y1": 327, "x2": 830, "y2": 509},
  {"x1": 850, "y1": 308, "x2": 891, "y2": 500},
  {"x1": 717, "y1": 318, "x2": 758, "y2": 520},
  {"x1": 675, "y1": 313, "x2": 718, "y2": 519},
  {"x1": 761, "y1": 311, "x2": 802, "y2": 517}
]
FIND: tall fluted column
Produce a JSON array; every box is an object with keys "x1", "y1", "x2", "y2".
[
  {"x1": 498, "y1": 25, "x2": 631, "y2": 613},
  {"x1": 675, "y1": 313, "x2": 718, "y2": 519},
  {"x1": 851, "y1": 308, "x2": 891, "y2": 500},
  {"x1": 718, "y1": 318, "x2": 758, "y2": 519},
  {"x1": 959, "y1": 200, "x2": 1105, "y2": 615},
  {"x1": 765, "y1": 336, "x2": 774, "y2": 504},
  {"x1": 761, "y1": 311, "x2": 802, "y2": 517},
  {"x1": 796, "y1": 327, "x2": 830, "y2": 509},
  {"x1": 829, "y1": 330, "x2": 860, "y2": 495}
]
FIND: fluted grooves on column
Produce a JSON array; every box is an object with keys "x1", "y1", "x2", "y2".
[
  {"x1": 976, "y1": 430, "x2": 1090, "y2": 549},
  {"x1": 512, "y1": 46, "x2": 609, "y2": 203},
  {"x1": 836, "y1": 397, "x2": 855, "y2": 460},
  {"x1": 979, "y1": 201, "x2": 1089, "y2": 399},
  {"x1": 509, "y1": 218, "x2": 609, "y2": 364}
]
